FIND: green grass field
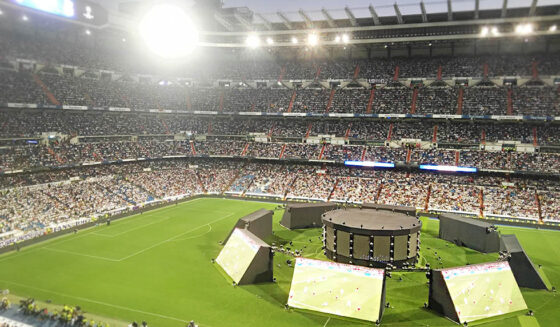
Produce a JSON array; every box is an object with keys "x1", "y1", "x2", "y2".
[{"x1": 0, "y1": 198, "x2": 559, "y2": 327}]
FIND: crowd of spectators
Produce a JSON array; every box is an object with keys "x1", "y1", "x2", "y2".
[{"x1": 1, "y1": 158, "x2": 558, "y2": 247}]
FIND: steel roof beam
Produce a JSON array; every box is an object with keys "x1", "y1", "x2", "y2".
[
  {"x1": 394, "y1": 3, "x2": 404, "y2": 24},
  {"x1": 299, "y1": 9, "x2": 314, "y2": 29},
  {"x1": 502, "y1": 0, "x2": 508, "y2": 18},
  {"x1": 322, "y1": 8, "x2": 337, "y2": 28},
  {"x1": 447, "y1": 0, "x2": 453, "y2": 21},
  {"x1": 345, "y1": 6, "x2": 358, "y2": 27},
  {"x1": 475, "y1": 0, "x2": 480, "y2": 19},
  {"x1": 214, "y1": 13, "x2": 235, "y2": 32},
  {"x1": 529, "y1": 0, "x2": 538, "y2": 16},
  {"x1": 420, "y1": 2, "x2": 428, "y2": 23},
  {"x1": 277, "y1": 12, "x2": 293, "y2": 30},
  {"x1": 234, "y1": 13, "x2": 253, "y2": 31},
  {"x1": 369, "y1": 4, "x2": 381, "y2": 25},
  {"x1": 256, "y1": 13, "x2": 273, "y2": 30}
]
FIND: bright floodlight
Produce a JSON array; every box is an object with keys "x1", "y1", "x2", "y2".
[
  {"x1": 342, "y1": 34, "x2": 349, "y2": 43},
  {"x1": 139, "y1": 4, "x2": 198, "y2": 59},
  {"x1": 307, "y1": 33, "x2": 319, "y2": 46},
  {"x1": 246, "y1": 34, "x2": 260, "y2": 48},
  {"x1": 550, "y1": 25, "x2": 557, "y2": 32},
  {"x1": 491, "y1": 26, "x2": 499, "y2": 36},
  {"x1": 266, "y1": 37, "x2": 274, "y2": 45},
  {"x1": 516, "y1": 23, "x2": 533, "y2": 35},
  {"x1": 85, "y1": 29, "x2": 91, "y2": 35},
  {"x1": 480, "y1": 26, "x2": 489, "y2": 36},
  {"x1": 291, "y1": 37, "x2": 298, "y2": 44},
  {"x1": 334, "y1": 35, "x2": 341, "y2": 43},
  {"x1": 22, "y1": 15, "x2": 28, "y2": 21}
]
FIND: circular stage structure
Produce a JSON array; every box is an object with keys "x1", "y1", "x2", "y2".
[{"x1": 322, "y1": 208, "x2": 421, "y2": 268}]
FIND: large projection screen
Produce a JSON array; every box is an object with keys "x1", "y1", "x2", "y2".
[
  {"x1": 442, "y1": 261, "x2": 527, "y2": 324},
  {"x1": 288, "y1": 258, "x2": 385, "y2": 322},
  {"x1": 216, "y1": 228, "x2": 260, "y2": 284}
]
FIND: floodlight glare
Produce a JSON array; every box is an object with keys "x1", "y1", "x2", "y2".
[
  {"x1": 85, "y1": 29, "x2": 91, "y2": 35},
  {"x1": 266, "y1": 37, "x2": 274, "y2": 45},
  {"x1": 246, "y1": 34, "x2": 260, "y2": 48},
  {"x1": 139, "y1": 4, "x2": 199, "y2": 59},
  {"x1": 516, "y1": 23, "x2": 533, "y2": 35},
  {"x1": 550, "y1": 25, "x2": 557, "y2": 32},
  {"x1": 341, "y1": 33, "x2": 349, "y2": 43},
  {"x1": 22, "y1": 15, "x2": 28, "y2": 21},
  {"x1": 307, "y1": 33, "x2": 319, "y2": 46},
  {"x1": 334, "y1": 35, "x2": 341, "y2": 43},
  {"x1": 291, "y1": 37, "x2": 298, "y2": 44},
  {"x1": 480, "y1": 26, "x2": 489, "y2": 36}
]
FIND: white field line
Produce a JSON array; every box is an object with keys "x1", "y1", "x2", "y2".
[
  {"x1": 172, "y1": 224, "x2": 213, "y2": 242},
  {"x1": 42, "y1": 247, "x2": 120, "y2": 262},
  {"x1": 323, "y1": 317, "x2": 331, "y2": 327},
  {"x1": 116, "y1": 213, "x2": 235, "y2": 262},
  {"x1": 0, "y1": 279, "x2": 189, "y2": 323}
]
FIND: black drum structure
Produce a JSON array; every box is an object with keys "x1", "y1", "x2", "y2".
[{"x1": 322, "y1": 208, "x2": 421, "y2": 268}]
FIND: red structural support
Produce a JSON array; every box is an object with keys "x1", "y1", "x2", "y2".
[
  {"x1": 326, "y1": 89, "x2": 335, "y2": 113},
  {"x1": 406, "y1": 148, "x2": 412, "y2": 163},
  {"x1": 483, "y1": 63, "x2": 489, "y2": 78},
  {"x1": 481, "y1": 129, "x2": 486, "y2": 145},
  {"x1": 361, "y1": 147, "x2": 367, "y2": 161},
  {"x1": 268, "y1": 125, "x2": 275, "y2": 138},
  {"x1": 353, "y1": 64, "x2": 360, "y2": 80},
  {"x1": 366, "y1": 88, "x2": 375, "y2": 114},
  {"x1": 186, "y1": 93, "x2": 192, "y2": 111},
  {"x1": 345, "y1": 123, "x2": 352, "y2": 139},
  {"x1": 455, "y1": 151, "x2": 460, "y2": 166},
  {"x1": 195, "y1": 171, "x2": 207, "y2": 193},
  {"x1": 250, "y1": 103, "x2": 255, "y2": 112},
  {"x1": 218, "y1": 91, "x2": 224, "y2": 112},
  {"x1": 279, "y1": 144, "x2": 286, "y2": 159},
  {"x1": 190, "y1": 141, "x2": 196, "y2": 155},
  {"x1": 278, "y1": 66, "x2": 286, "y2": 82},
  {"x1": 532, "y1": 61, "x2": 538, "y2": 80},
  {"x1": 432, "y1": 125, "x2": 438, "y2": 143},
  {"x1": 456, "y1": 87, "x2": 464, "y2": 115},
  {"x1": 315, "y1": 66, "x2": 321, "y2": 80},
  {"x1": 318, "y1": 144, "x2": 326, "y2": 160},
  {"x1": 305, "y1": 123, "x2": 313, "y2": 138},
  {"x1": 479, "y1": 188, "x2": 484, "y2": 218},
  {"x1": 33, "y1": 74, "x2": 60, "y2": 106},
  {"x1": 424, "y1": 184, "x2": 432, "y2": 211},
  {"x1": 327, "y1": 179, "x2": 339, "y2": 202},
  {"x1": 161, "y1": 118, "x2": 170, "y2": 134},
  {"x1": 207, "y1": 122, "x2": 212, "y2": 135},
  {"x1": 393, "y1": 66, "x2": 400, "y2": 81},
  {"x1": 410, "y1": 88, "x2": 419, "y2": 114},
  {"x1": 375, "y1": 183, "x2": 383, "y2": 203},
  {"x1": 535, "y1": 190, "x2": 543, "y2": 223},
  {"x1": 287, "y1": 90, "x2": 297, "y2": 113},
  {"x1": 241, "y1": 143, "x2": 249, "y2": 156},
  {"x1": 387, "y1": 123, "x2": 394, "y2": 141},
  {"x1": 533, "y1": 127, "x2": 538, "y2": 146},
  {"x1": 437, "y1": 66, "x2": 443, "y2": 80},
  {"x1": 506, "y1": 88, "x2": 513, "y2": 115}
]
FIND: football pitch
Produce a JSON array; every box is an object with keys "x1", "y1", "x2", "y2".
[{"x1": 1, "y1": 198, "x2": 559, "y2": 327}]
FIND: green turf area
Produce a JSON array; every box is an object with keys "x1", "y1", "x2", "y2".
[{"x1": 0, "y1": 198, "x2": 559, "y2": 327}]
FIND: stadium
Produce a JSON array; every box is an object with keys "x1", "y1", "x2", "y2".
[{"x1": 0, "y1": 0, "x2": 560, "y2": 326}]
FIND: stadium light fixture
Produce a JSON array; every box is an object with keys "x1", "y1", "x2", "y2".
[
  {"x1": 491, "y1": 26, "x2": 500, "y2": 36},
  {"x1": 480, "y1": 26, "x2": 489, "y2": 37},
  {"x1": 341, "y1": 33, "x2": 350, "y2": 44},
  {"x1": 22, "y1": 15, "x2": 28, "y2": 21},
  {"x1": 334, "y1": 35, "x2": 341, "y2": 43},
  {"x1": 138, "y1": 4, "x2": 199, "y2": 59},
  {"x1": 246, "y1": 34, "x2": 260, "y2": 48},
  {"x1": 0, "y1": 9, "x2": 3, "y2": 15},
  {"x1": 266, "y1": 37, "x2": 274, "y2": 45},
  {"x1": 515, "y1": 23, "x2": 533, "y2": 35},
  {"x1": 550, "y1": 25, "x2": 557, "y2": 32},
  {"x1": 85, "y1": 29, "x2": 91, "y2": 35},
  {"x1": 307, "y1": 33, "x2": 319, "y2": 46},
  {"x1": 291, "y1": 37, "x2": 298, "y2": 44},
  {"x1": 122, "y1": 38, "x2": 126, "y2": 42}
]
